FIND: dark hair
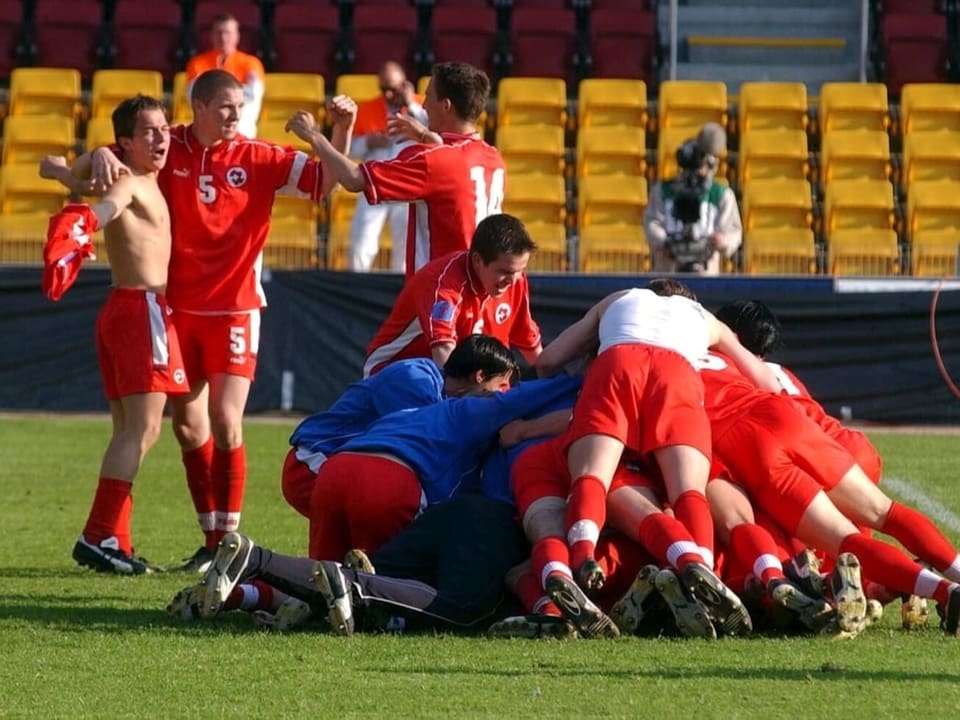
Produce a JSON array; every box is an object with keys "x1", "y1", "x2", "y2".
[
  {"x1": 714, "y1": 299, "x2": 783, "y2": 357},
  {"x1": 648, "y1": 277, "x2": 697, "y2": 301},
  {"x1": 192, "y1": 69, "x2": 243, "y2": 104},
  {"x1": 111, "y1": 94, "x2": 167, "y2": 140},
  {"x1": 431, "y1": 62, "x2": 490, "y2": 123},
  {"x1": 470, "y1": 214, "x2": 537, "y2": 264},
  {"x1": 212, "y1": 12, "x2": 238, "y2": 26},
  {"x1": 444, "y1": 334, "x2": 519, "y2": 383}
]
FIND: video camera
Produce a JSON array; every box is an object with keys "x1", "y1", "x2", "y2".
[{"x1": 664, "y1": 139, "x2": 717, "y2": 271}]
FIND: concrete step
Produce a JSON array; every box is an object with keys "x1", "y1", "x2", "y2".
[
  {"x1": 680, "y1": 0, "x2": 856, "y2": 7},
  {"x1": 659, "y1": 5, "x2": 861, "y2": 39},
  {"x1": 687, "y1": 38, "x2": 851, "y2": 65},
  {"x1": 668, "y1": 61, "x2": 862, "y2": 96}
]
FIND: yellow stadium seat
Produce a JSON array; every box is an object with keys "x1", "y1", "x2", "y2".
[
  {"x1": 524, "y1": 222, "x2": 569, "y2": 273},
  {"x1": 172, "y1": 72, "x2": 191, "y2": 124},
  {"x1": 818, "y1": 82, "x2": 889, "y2": 132},
  {"x1": 901, "y1": 132, "x2": 960, "y2": 185},
  {"x1": 737, "y1": 129, "x2": 808, "y2": 185},
  {"x1": 496, "y1": 124, "x2": 566, "y2": 176},
  {"x1": 2, "y1": 115, "x2": 76, "y2": 165},
  {"x1": 325, "y1": 189, "x2": 396, "y2": 271},
  {"x1": 737, "y1": 82, "x2": 808, "y2": 132},
  {"x1": 899, "y1": 83, "x2": 960, "y2": 135},
  {"x1": 9, "y1": 67, "x2": 82, "y2": 122},
  {"x1": 823, "y1": 179, "x2": 895, "y2": 234},
  {"x1": 502, "y1": 172, "x2": 567, "y2": 227},
  {"x1": 741, "y1": 178, "x2": 812, "y2": 231},
  {"x1": 257, "y1": 120, "x2": 314, "y2": 154},
  {"x1": 90, "y1": 70, "x2": 164, "y2": 119},
  {"x1": 577, "y1": 78, "x2": 647, "y2": 129},
  {"x1": 742, "y1": 228, "x2": 817, "y2": 275},
  {"x1": 84, "y1": 116, "x2": 115, "y2": 152},
  {"x1": 335, "y1": 74, "x2": 380, "y2": 103},
  {"x1": 819, "y1": 130, "x2": 891, "y2": 184},
  {"x1": 828, "y1": 228, "x2": 900, "y2": 275},
  {"x1": 578, "y1": 225, "x2": 650, "y2": 273},
  {"x1": 0, "y1": 164, "x2": 70, "y2": 260},
  {"x1": 656, "y1": 80, "x2": 727, "y2": 133},
  {"x1": 261, "y1": 72, "x2": 326, "y2": 125},
  {"x1": 906, "y1": 179, "x2": 960, "y2": 236},
  {"x1": 496, "y1": 78, "x2": 567, "y2": 129},
  {"x1": 576, "y1": 126, "x2": 646, "y2": 179},
  {"x1": 577, "y1": 175, "x2": 648, "y2": 273},
  {"x1": 417, "y1": 76, "x2": 430, "y2": 95},
  {"x1": 911, "y1": 229, "x2": 959, "y2": 276},
  {"x1": 264, "y1": 211, "x2": 319, "y2": 269}
]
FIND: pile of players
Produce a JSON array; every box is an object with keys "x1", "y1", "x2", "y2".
[{"x1": 169, "y1": 280, "x2": 960, "y2": 641}]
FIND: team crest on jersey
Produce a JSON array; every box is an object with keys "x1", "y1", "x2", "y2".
[
  {"x1": 494, "y1": 302, "x2": 512, "y2": 324},
  {"x1": 173, "y1": 369, "x2": 186, "y2": 385},
  {"x1": 226, "y1": 167, "x2": 248, "y2": 187}
]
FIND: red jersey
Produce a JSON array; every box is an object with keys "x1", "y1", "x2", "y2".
[
  {"x1": 363, "y1": 251, "x2": 541, "y2": 376},
  {"x1": 160, "y1": 124, "x2": 326, "y2": 313},
  {"x1": 697, "y1": 351, "x2": 773, "y2": 437},
  {"x1": 359, "y1": 132, "x2": 506, "y2": 278}
]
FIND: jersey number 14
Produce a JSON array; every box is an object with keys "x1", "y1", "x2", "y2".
[{"x1": 470, "y1": 167, "x2": 504, "y2": 225}]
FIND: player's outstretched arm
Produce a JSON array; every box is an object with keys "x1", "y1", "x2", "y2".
[
  {"x1": 39, "y1": 155, "x2": 97, "y2": 195},
  {"x1": 88, "y1": 174, "x2": 138, "y2": 228},
  {"x1": 286, "y1": 106, "x2": 365, "y2": 193},
  {"x1": 534, "y1": 291, "x2": 625, "y2": 377}
]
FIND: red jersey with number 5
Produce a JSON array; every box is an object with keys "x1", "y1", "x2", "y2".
[
  {"x1": 359, "y1": 131, "x2": 506, "y2": 279},
  {"x1": 160, "y1": 125, "x2": 326, "y2": 313}
]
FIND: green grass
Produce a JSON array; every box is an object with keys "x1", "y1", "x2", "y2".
[{"x1": 2, "y1": 416, "x2": 960, "y2": 718}]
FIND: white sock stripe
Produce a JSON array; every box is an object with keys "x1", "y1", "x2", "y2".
[
  {"x1": 540, "y1": 561, "x2": 572, "y2": 589},
  {"x1": 915, "y1": 568, "x2": 944, "y2": 598},
  {"x1": 197, "y1": 512, "x2": 216, "y2": 532},
  {"x1": 699, "y1": 547, "x2": 715, "y2": 570},
  {"x1": 567, "y1": 519, "x2": 600, "y2": 546},
  {"x1": 214, "y1": 511, "x2": 241, "y2": 532},
  {"x1": 753, "y1": 553, "x2": 783, "y2": 577},
  {"x1": 666, "y1": 540, "x2": 701, "y2": 569}
]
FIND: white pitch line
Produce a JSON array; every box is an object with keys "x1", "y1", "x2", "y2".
[{"x1": 882, "y1": 476, "x2": 960, "y2": 535}]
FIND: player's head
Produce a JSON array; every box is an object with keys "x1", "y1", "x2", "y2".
[
  {"x1": 648, "y1": 277, "x2": 697, "y2": 300},
  {"x1": 470, "y1": 214, "x2": 537, "y2": 298},
  {"x1": 378, "y1": 61, "x2": 409, "y2": 111},
  {"x1": 424, "y1": 62, "x2": 490, "y2": 129},
  {"x1": 191, "y1": 69, "x2": 244, "y2": 143},
  {"x1": 112, "y1": 94, "x2": 170, "y2": 173},
  {"x1": 443, "y1": 334, "x2": 519, "y2": 396},
  {"x1": 714, "y1": 299, "x2": 783, "y2": 358},
  {"x1": 210, "y1": 12, "x2": 241, "y2": 55}
]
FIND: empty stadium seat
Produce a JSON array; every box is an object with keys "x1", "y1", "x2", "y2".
[
  {"x1": 90, "y1": 70, "x2": 164, "y2": 119},
  {"x1": 902, "y1": 132, "x2": 960, "y2": 185},
  {"x1": 84, "y1": 116, "x2": 115, "y2": 151},
  {"x1": 576, "y1": 175, "x2": 648, "y2": 272},
  {"x1": 260, "y1": 73, "x2": 326, "y2": 125},
  {"x1": 828, "y1": 228, "x2": 900, "y2": 276},
  {"x1": 898, "y1": 83, "x2": 960, "y2": 134},
  {"x1": 0, "y1": 164, "x2": 70, "y2": 260},
  {"x1": 507, "y1": 8, "x2": 577, "y2": 85},
  {"x1": 8, "y1": 67, "x2": 82, "y2": 122},
  {"x1": 906, "y1": 179, "x2": 960, "y2": 236},
  {"x1": 588, "y1": 9, "x2": 657, "y2": 83},
  {"x1": 33, "y1": 0, "x2": 105, "y2": 81},
  {"x1": 577, "y1": 79, "x2": 647, "y2": 130},
  {"x1": 817, "y1": 82, "x2": 890, "y2": 132},
  {"x1": 524, "y1": 223, "x2": 569, "y2": 273},
  {"x1": 737, "y1": 82, "x2": 809, "y2": 132},
  {"x1": 576, "y1": 126, "x2": 646, "y2": 179},
  {"x1": 496, "y1": 78, "x2": 567, "y2": 129},
  {"x1": 111, "y1": 0, "x2": 184, "y2": 81},
  {"x1": 1, "y1": 115, "x2": 76, "y2": 165},
  {"x1": 910, "y1": 229, "x2": 959, "y2": 276},
  {"x1": 349, "y1": 4, "x2": 418, "y2": 76},
  {"x1": 429, "y1": 5, "x2": 498, "y2": 81},
  {"x1": 496, "y1": 125, "x2": 566, "y2": 176},
  {"x1": 257, "y1": 120, "x2": 314, "y2": 154},
  {"x1": 819, "y1": 130, "x2": 891, "y2": 184},
  {"x1": 335, "y1": 74, "x2": 381, "y2": 103},
  {"x1": 657, "y1": 80, "x2": 728, "y2": 133},
  {"x1": 741, "y1": 179, "x2": 813, "y2": 231},
  {"x1": 742, "y1": 228, "x2": 817, "y2": 275},
  {"x1": 172, "y1": 72, "x2": 192, "y2": 124},
  {"x1": 879, "y1": 13, "x2": 949, "y2": 95},
  {"x1": 502, "y1": 171, "x2": 567, "y2": 239},
  {"x1": 326, "y1": 190, "x2": 395, "y2": 271},
  {"x1": 823, "y1": 179, "x2": 896, "y2": 233},
  {"x1": 272, "y1": 0, "x2": 342, "y2": 78},
  {"x1": 737, "y1": 129, "x2": 809, "y2": 185}
]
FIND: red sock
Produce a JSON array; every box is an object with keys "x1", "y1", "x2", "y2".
[
  {"x1": 532, "y1": 536, "x2": 571, "y2": 589},
  {"x1": 881, "y1": 501, "x2": 960, "y2": 573},
  {"x1": 728, "y1": 524, "x2": 785, "y2": 586},
  {"x1": 838, "y1": 533, "x2": 949, "y2": 604},
  {"x1": 636, "y1": 513, "x2": 704, "y2": 571},
  {"x1": 183, "y1": 438, "x2": 216, "y2": 549},
  {"x1": 83, "y1": 477, "x2": 133, "y2": 553},
  {"x1": 673, "y1": 490, "x2": 714, "y2": 557},
  {"x1": 213, "y1": 444, "x2": 247, "y2": 535},
  {"x1": 565, "y1": 474, "x2": 607, "y2": 570},
  {"x1": 514, "y1": 568, "x2": 559, "y2": 616}
]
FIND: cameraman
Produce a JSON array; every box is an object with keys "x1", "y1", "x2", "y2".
[{"x1": 644, "y1": 123, "x2": 742, "y2": 274}]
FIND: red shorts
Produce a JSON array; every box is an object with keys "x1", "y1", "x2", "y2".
[
  {"x1": 95, "y1": 289, "x2": 188, "y2": 400},
  {"x1": 713, "y1": 394, "x2": 857, "y2": 534},
  {"x1": 174, "y1": 310, "x2": 260, "y2": 382},
  {"x1": 308, "y1": 452, "x2": 424, "y2": 561},
  {"x1": 566, "y1": 344, "x2": 711, "y2": 459},
  {"x1": 511, "y1": 437, "x2": 661, "y2": 517},
  {"x1": 281, "y1": 447, "x2": 316, "y2": 519}
]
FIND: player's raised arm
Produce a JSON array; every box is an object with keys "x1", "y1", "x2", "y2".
[
  {"x1": 286, "y1": 96, "x2": 364, "y2": 195},
  {"x1": 534, "y1": 290, "x2": 627, "y2": 377},
  {"x1": 39, "y1": 155, "x2": 97, "y2": 196}
]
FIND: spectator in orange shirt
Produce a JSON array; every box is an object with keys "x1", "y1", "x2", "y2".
[
  {"x1": 349, "y1": 61, "x2": 428, "y2": 273},
  {"x1": 185, "y1": 13, "x2": 264, "y2": 138}
]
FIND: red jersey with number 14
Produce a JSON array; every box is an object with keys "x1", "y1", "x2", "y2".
[
  {"x1": 360, "y1": 132, "x2": 506, "y2": 278},
  {"x1": 160, "y1": 125, "x2": 326, "y2": 313}
]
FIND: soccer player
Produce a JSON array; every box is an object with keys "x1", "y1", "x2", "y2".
[
  {"x1": 363, "y1": 213, "x2": 542, "y2": 376},
  {"x1": 83, "y1": 69, "x2": 356, "y2": 572},
  {"x1": 41, "y1": 95, "x2": 185, "y2": 574},
  {"x1": 285, "y1": 61, "x2": 505, "y2": 278}
]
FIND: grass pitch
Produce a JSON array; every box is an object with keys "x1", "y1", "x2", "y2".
[{"x1": 2, "y1": 416, "x2": 960, "y2": 719}]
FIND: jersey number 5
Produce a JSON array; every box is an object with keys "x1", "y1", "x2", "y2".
[
  {"x1": 198, "y1": 174, "x2": 217, "y2": 204},
  {"x1": 470, "y1": 166, "x2": 504, "y2": 226}
]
